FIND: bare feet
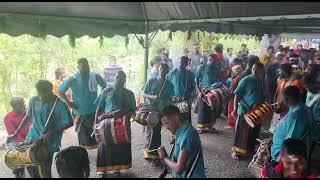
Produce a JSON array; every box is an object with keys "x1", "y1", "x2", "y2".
[
  {"x1": 231, "y1": 152, "x2": 240, "y2": 160},
  {"x1": 224, "y1": 126, "x2": 234, "y2": 130}
]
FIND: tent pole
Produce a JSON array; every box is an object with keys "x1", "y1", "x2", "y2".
[
  {"x1": 143, "y1": 21, "x2": 149, "y2": 83},
  {"x1": 141, "y1": 2, "x2": 149, "y2": 83}
]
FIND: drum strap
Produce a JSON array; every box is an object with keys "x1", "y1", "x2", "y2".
[
  {"x1": 186, "y1": 149, "x2": 201, "y2": 178},
  {"x1": 306, "y1": 93, "x2": 320, "y2": 108},
  {"x1": 145, "y1": 79, "x2": 167, "y2": 105},
  {"x1": 42, "y1": 97, "x2": 59, "y2": 136},
  {"x1": 158, "y1": 79, "x2": 167, "y2": 98}
]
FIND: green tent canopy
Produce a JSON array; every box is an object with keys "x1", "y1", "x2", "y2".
[{"x1": 1, "y1": 2, "x2": 320, "y2": 37}]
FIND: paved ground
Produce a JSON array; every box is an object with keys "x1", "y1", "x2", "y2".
[{"x1": 0, "y1": 114, "x2": 319, "y2": 178}]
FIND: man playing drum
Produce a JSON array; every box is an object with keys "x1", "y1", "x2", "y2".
[
  {"x1": 167, "y1": 56, "x2": 195, "y2": 124},
  {"x1": 58, "y1": 58, "x2": 106, "y2": 150},
  {"x1": 142, "y1": 63, "x2": 174, "y2": 161},
  {"x1": 195, "y1": 54, "x2": 222, "y2": 134},
  {"x1": 157, "y1": 105, "x2": 207, "y2": 178},
  {"x1": 8, "y1": 80, "x2": 73, "y2": 178},
  {"x1": 231, "y1": 62, "x2": 265, "y2": 160},
  {"x1": 3, "y1": 97, "x2": 32, "y2": 178},
  {"x1": 94, "y1": 71, "x2": 136, "y2": 177},
  {"x1": 271, "y1": 86, "x2": 313, "y2": 163}
]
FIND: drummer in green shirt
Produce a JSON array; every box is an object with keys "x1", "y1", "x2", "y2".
[
  {"x1": 8, "y1": 80, "x2": 73, "y2": 178},
  {"x1": 158, "y1": 105, "x2": 207, "y2": 178},
  {"x1": 142, "y1": 63, "x2": 174, "y2": 161},
  {"x1": 167, "y1": 56, "x2": 195, "y2": 124}
]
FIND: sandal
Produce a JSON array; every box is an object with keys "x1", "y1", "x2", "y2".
[{"x1": 231, "y1": 152, "x2": 240, "y2": 160}]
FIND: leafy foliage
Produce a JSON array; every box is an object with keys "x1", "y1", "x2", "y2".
[{"x1": 0, "y1": 31, "x2": 264, "y2": 126}]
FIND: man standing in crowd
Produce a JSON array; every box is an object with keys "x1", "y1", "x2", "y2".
[
  {"x1": 238, "y1": 43, "x2": 249, "y2": 64},
  {"x1": 4, "y1": 97, "x2": 32, "y2": 178},
  {"x1": 173, "y1": 48, "x2": 190, "y2": 70},
  {"x1": 150, "y1": 56, "x2": 162, "y2": 79},
  {"x1": 274, "y1": 64, "x2": 305, "y2": 125},
  {"x1": 8, "y1": 80, "x2": 73, "y2": 178},
  {"x1": 226, "y1": 48, "x2": 234, "y2": 65},
  {"x1": 157, "y1": 105, "x2": 207, "y2": 178},
  {"x1": 104, "y1": 56, "x2": 123, "y2": 88},
  {"x1": 58, "y1": 58, "x2": 106, "y2": 149},
  {"x1": 265, "y1": 54, "x2": 281, "y2": 103},
  {"x1": 52, "y1": 67, "x2": 72, "y2": 100},
  {"x1": 190, "y1": 43, "x2": 206, "y2": 73},
  {"x1": 160, "y1": 50, "x2": 173, "y2": 70},
  {"x1": 259, "y1": 46, "x2": 275, "y2": 65}
]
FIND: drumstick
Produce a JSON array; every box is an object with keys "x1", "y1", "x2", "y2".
[
  {"x1": 147, "y1": 149, "x2": 158, "y2": 153},
  {"x1": 270, "y1": 102, "x2": 280, "y2": 106}
]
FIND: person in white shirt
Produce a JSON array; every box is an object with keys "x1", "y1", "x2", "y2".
[
  {"x1": 227, "y1": 48, "x2": 234, "y2": 65},
  {"x1": 104, "y1": 56, "x2": 123, "y2": 88},
  {"x1": 190, "y1": 43, "x2": 206, "y2": 73}
]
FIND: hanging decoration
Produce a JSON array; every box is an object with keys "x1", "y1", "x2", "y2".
[
  {"x1": 99, "y1": 36, "x2": 104, "y2": 48},
  {"x1": 168, "y1": 31, "x2": 173, "y2": 42},
  {"x1": 69, "y1": 35, "x2": 76, "y2": 48},
  {"x1": 186, "y1": 31, "x2": 193, "y2": 42},
  {"x1": 125, "y1": 35, "x2": 129, "y2": 49}
]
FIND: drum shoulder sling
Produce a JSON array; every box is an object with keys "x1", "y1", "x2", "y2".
[
  {"x1": 95, "y1": 109, "x2": 131, "y2": 145},
  {"x1": 173, "y1": 73, "x2": 190, "y2": 113},
  {"x1": 5, "y1": 97, "x2": 59, "y2": 170}
]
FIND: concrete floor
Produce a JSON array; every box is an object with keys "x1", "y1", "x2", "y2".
[{"x1": 0, "y1": 114, "x2": 319, "y2": 178}]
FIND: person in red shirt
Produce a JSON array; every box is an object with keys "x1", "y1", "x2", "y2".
[
  {"x1": 260, "y1": 138, "x2": 319, "y2": 178},
  {"x1": 3, "y1": 97, "x2": 32, "y2": 178}
]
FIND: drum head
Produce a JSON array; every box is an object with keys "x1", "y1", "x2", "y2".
[
  {"x1": 146, "y1": 112, "x2": 159, "y2": 128},
  {"x1": 244, "y1": 115, "x2": 255, "y2": 128}
]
